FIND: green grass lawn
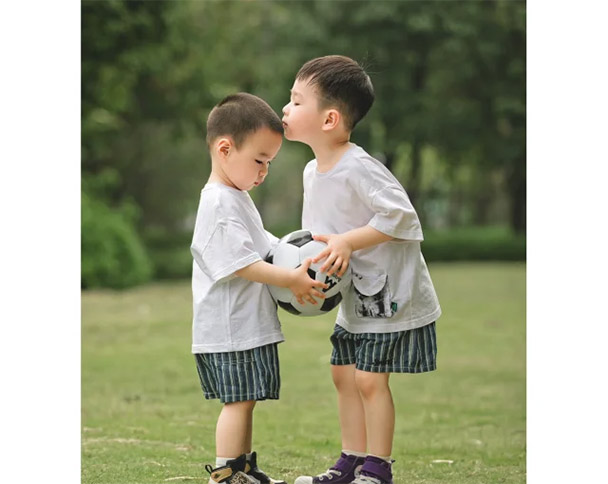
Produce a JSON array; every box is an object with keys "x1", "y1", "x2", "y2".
[{"x1": 82, "y1": 262, "x2": 525, "y2": 484}]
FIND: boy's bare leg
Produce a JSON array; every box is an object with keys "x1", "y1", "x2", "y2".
[
  {"x1": 215, "y1": 400, "x2": 257, "y2": 457},
  {"x1": 355, "y1": 370, "x2": 394, "y2": 457},
  {"x1": 332, "y1": 364, "x2": 367, "y2": 453}
]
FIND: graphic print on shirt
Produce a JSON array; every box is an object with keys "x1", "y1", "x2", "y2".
[{"x1": 352, "y1": 272, "x2": 395, "y2": 318}]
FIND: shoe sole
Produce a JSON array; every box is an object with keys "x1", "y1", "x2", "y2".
[{"x1": 294, "y1": 477, "x2": 313, "y2": 484}]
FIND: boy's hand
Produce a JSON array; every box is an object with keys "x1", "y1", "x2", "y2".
[
  {"x1": 289, "y1": 258, "x2": 328, "y2": 305},
  {"x1": 312, "y1": 234, "x2": 353, "y2": 277}
]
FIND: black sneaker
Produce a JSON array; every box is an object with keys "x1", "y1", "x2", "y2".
[
  {"x1": 246, "y1": 451, "x2": 287, "y2": 484},
  {"x1": 206, "y1": 454, "x2": 254, "y2": 484}
]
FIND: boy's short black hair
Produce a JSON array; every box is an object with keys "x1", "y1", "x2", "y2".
[
  {"x1": 206, "y1": 92, "x2": 283, "y2": 149},
  {"x1": 296, "y1": 55, "x2": 374, "y2": 131}
]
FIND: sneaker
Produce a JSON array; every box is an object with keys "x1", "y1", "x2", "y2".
[
  {"x1": 246, "y1": 451, "x2": 287, "y2": 484},
  {"x1": 294, "y1": 452, "x2": 365, "y2": 484},
  {"x1": 350, "y1": 455, "x2": 393, "y2": 484},
  {"x1": 206, "y1": 454, "x2": 255, "y2": 484}
]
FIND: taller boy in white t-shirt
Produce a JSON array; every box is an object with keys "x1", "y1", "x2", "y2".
[
  {"x1": 190, "y1": 92, "x2": 327, "y2": 484},
  {"x1": 282, "y1": 56, "x2": 441, "y2": 484}
]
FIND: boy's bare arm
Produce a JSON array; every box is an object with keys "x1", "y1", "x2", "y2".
[
  {"x1": 235, "y1": 259, "x2": 327, "y2": 305},
  {"x1": 312, "y1": 226, "x2": 394, "y2": 277}
]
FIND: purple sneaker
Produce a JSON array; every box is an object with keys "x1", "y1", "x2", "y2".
[
  {"x1": 350, "y1": 455, "x2": 393, "y2": 484},
  {"x1": 294, "y1": 452, "x2": 365, "y2": 484}
]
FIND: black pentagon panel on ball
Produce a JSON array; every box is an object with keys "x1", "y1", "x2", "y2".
[
  {"x1": 307, "y1": 268, "x2": 316, "y2": 280},
  {"x1": 278, "y1": 300, "x2": 301, "y2": 315},
  {"x1": 286, "y1": 231, "x2": 313, "y2": 247},
  {"x1": 320, "y1": 292, "x2": 343, "y2": 312},
  {"x1": 265, "y1": 253, "x2": 274, "y2": 264}
]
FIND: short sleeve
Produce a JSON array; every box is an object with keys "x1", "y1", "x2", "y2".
[
  {"x1": 191, "y1": 218, "x2": 262, "y2": 283},
  {"x1": 368, "y1": 186, "x2": 424, "y2": 241},
  {"x1": 265, "y1": 230, "x2": 280, "y2": 251}
]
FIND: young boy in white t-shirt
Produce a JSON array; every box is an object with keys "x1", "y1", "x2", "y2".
[
  {"x1": 191, "y1": 92, "x2": 327, "y2": 484},
  {"x1": 282, "y1": 56, "x2": 441, "y2": 484}
]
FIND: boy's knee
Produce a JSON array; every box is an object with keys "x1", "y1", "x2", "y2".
[
  {"x1": 354, "y1": 370, "x2": 389, "y2": 399},
  {"x1": 331, "y1": 364, "x2": 356, "y2": 390}
]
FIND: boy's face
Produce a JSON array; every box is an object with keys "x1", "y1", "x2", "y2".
[
  {"x1": 218, "y1": 127, "x2": 282, "y2": 191},
  {"x1": 282, "y1": 78, "x2": 326, "y2": 144}
]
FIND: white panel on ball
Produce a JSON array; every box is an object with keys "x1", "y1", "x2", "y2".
[{"x1": 265, "y1": 230, "x2": 352, "y2": 317}]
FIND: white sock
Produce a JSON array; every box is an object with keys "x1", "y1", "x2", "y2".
[
  {"x1": 215, "y1": 456, "x2": 232, "y2": 467},
  {"x1": 246, "y1": 452, "x2": 254, "y2": 462},
  {"x1": 343, "y1": 449, "x2": 367, "y2": 458}
]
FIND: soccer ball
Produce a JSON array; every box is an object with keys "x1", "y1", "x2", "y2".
[{"x1": 265, "y1": 230, "x2": 352, "y2": 316}]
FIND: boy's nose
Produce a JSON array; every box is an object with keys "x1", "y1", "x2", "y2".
[{"x1": 282, "y1": 103, "x2": 289, "y2": 115}]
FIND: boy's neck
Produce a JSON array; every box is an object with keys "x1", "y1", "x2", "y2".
[
  {"x1": 207, "y1": 158, "x2": 231, "y2": 187},
  {"x1": 311, "y1": 139, "x2": 355, "y2": 173}
]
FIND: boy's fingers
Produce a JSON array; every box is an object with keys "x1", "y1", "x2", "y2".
[
  {"x1": 312, "y1": 248, "x2": 330, "y2": 263},
  {"x1": 320, "y1": 255, "x2": 336, "y2": 273},
  {"x1": 312, "y1": 290, "x2": 326, "y2": 299},
  {"x1": 313, "y1": 234, "x2": 329, "y2": 243},
  {"x1": 338, "y1": 260, "x2": 349, "y2": 277},
  {"x1": 327, "y1": 257, "x2": 342, "y2": 276},
  {"x1": 300, "y1": 258, "x2": 312, "y2": 270},
  {"x1": 313, "y1": 279, "x2": 328, "y2": 289}
]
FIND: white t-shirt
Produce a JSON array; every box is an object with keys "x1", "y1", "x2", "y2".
[
  {"x1": 190, "y1": 183, "x2": 284, "y2": 353},
  {"x1": 302, "y1": 144, "x2": 441, "y2": 333}
]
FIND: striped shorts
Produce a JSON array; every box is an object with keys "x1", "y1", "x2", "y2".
[
  {"x1": 194, "y1": 343, "x2": 280, "y2": 404},
  {"x1": 330, "y1": 322, "x2": 437, "y2": 373}
]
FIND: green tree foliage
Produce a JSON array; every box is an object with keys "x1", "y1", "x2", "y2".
[
  {"x1": 426, "y1": 1, "x2": 526, "y2": 231},
  {"x1": 292, "y1": 0, "x2": 525, "y2": 230},
  {"x1": 81, "y1": 0, "x2": 526, "y2": 287},
  {"x1": 81, "y1": 188, "x2": 152, "y2": 289}
]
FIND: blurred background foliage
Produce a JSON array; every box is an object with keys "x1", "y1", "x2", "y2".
[{"x1": 81, "y1": 0, "x2": 525, "y2": 289}]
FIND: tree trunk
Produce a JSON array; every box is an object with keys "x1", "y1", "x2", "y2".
[
  {"x1": 383, "y1": 151, "x2": 395, "y2": 173},
  {"x1": 507, "y1": 158, "x2": 526, "y2": 234},
  {"x1": 472, "y1": 171, "x2": 493, "y2": 226},
  {"x1": 473, "y1": 193, "x2": 491, "y2": 226},
  {"x1": 408, "y1": 137, "x2": 422, "y2": 207}
]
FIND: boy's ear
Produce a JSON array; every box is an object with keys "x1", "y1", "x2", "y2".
[
  {"x1": 215, "y1": 137, "x2": 233, "y2": 159},
  {"x1": 322, "y1": 109, "x2": 341, "y2": 132}
]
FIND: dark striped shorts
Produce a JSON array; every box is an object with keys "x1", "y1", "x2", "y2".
[
  {"x1": 330, "y1": 322, "x2": 437, "y2": 373},
  {"x1": 194, "y1": 343, "x2": 280, "y2": 404}
]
